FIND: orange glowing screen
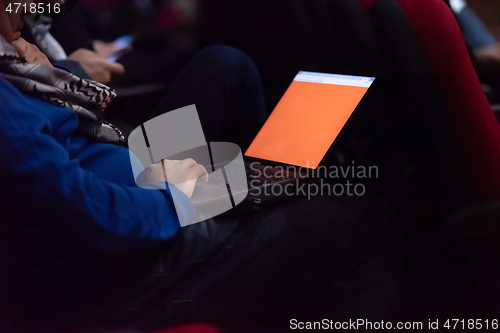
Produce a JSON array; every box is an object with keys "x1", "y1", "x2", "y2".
[{"x1": 245, "y1": 71, "x2": 374, "y2": 169}]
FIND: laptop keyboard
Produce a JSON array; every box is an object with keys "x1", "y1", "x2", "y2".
[{"x1": 208, "y1": 164, "x2": 297, "y2": 189}]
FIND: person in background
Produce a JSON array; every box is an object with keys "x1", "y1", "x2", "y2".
[
  {"x1": 21, "y1": 0, "x2": 126, "y2": 82},
  {"x1": 450, "y1": 0, "x2": 500, "y2": 63},
  {"x1": 23, "y1": 0, "x2": 197, "y2": 131},
  {"x1": 449, "y1": 0, "x2": 500, "y2": 104}
]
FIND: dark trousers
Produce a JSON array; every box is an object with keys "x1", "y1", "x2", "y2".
[
  {"x1": 147, "y1": 45, "x2": 268, "y2": 152},
  {"x1": 105, "y1": 196, "x2": 399, "y2": 332},
  {"x1": 99, "y1": 46, "x2": 400, "y2": 332}
]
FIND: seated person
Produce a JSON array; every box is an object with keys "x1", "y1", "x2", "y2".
[
  {"x1": 23, "y1": 0, "x2": 196, "y2": 130},
  {"x1": 450, "y1": 0, "x2": 500, "y2": 63},
  {"x1": 0, "y1": 1, "x2": 399, "y2": 332}
]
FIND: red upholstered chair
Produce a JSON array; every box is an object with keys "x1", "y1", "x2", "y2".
[
  {"x1": 396, "y1": 0, "x2": 500, "y2": 201},
  {"x1": 361, "y1": 0, "x2": 500, "y2": 316},
  {"x1": 359, "y1": 0, "x2": 377, "y2": 9},
  {"x1": 396, "y1": 0, "x2": 500, "y2": 315},
  {"x1": 151, "y1": 324, "x2": 221, "y2": 333}
]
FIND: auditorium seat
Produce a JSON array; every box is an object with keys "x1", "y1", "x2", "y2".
[
  {"x1": 396, "y1": 0, "x2": 500, "y2": 315},
  {"x1": 151, "y1": 324, "x2": 221, "y2": 333},
  {"x1": 361, "y1": 0, "x2": 500, "y2": 318}
]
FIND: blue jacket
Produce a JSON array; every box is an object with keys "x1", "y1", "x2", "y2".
[
  {"x1": 0, "y1": 77, "x2": 198, "y2": 324},
  {"x1": 0, "y1": 77, "x2": 195, "y2": 253}
]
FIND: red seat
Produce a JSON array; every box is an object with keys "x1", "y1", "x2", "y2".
[
  {"x1": 359, "y1": 0, "x2": 377, "y2": 10},
  {"x1": 396, "y1": 0, "x2": 500, "y2": 201},
  {"x1": 361, "y1": 0, "x2": 500, "y2": 315},
  {"x1": 398, "y1": 0, "x2": 500, "y2": 315}
]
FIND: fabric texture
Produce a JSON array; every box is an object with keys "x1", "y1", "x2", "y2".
[
  {"x1": 0, "y1": 75, "x2": 198, "y2": 332},
  {"x1": 0, "y1": 35, "x2": 17, "y2": 56},
  {"x1": 0, "y1": 75, "x2": 194, "y2": 251},
  {"x1": 52, "y1": 59, "x2": 91, "y2": 79},
  {"x1": 0, "y1": 55, "x2": 126, "y2": 145},
  {"x1": 102, "y1": 195, "x2": 398, "y2": 333}
]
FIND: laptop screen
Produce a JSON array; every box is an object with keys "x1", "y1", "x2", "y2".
[{"x1": 245, "y1": 71, "x2": 375, "y2": 169}]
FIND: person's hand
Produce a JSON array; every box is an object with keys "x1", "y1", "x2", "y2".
[
  {"x1": 67, "y1": 48, "x2": 125, "y2": 84},
  {"x1": 474, "y1": 45, "x2": 500, "y2": 64},
  {"x1": 93, "y1": 40, "x2": 121, "y2": 60},
  {"x1": 144, "y1": 158, "x2": 208, "y2": 198},
  {"x1": 11, "y1": 38, "x2": 53, "y2": 67}
]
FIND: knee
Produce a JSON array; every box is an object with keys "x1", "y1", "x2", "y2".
[
  {"x1": 197, "y1": 45, "x2": 261, "y2": 85},
  {"x1": 199, "y1": 45, "x2": 254, "y2": 68}
]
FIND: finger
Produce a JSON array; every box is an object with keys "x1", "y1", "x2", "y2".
[
  {"x1": 98, "y1": 72, "x2": 112, "y2": 84},
  {"x1": 105, "y1": 61, "x2": 125, "y2": 75},
  {"x1": 27, "y1": 45, "x2": 42, "y2": 63},
  {"x1": 175, "y1": 179, "x2": 197, "y2": 198},
  {"x1": 32, "y1": 55, "x2": 45, "y2": 66},
  {"x1": 24, "y1": 53, "x2": 36, "y2": 64},
  {"x1": 180, "y1": 158, "x2": 198, "y2": 168},
  {"x1": 11, "y1": 39, "x2": 27, "y2": 57},
  {"x1": 189, "y1": 164, "x2": 209, "y2": 183},
  {"x1": 33, "y1": 53, "x2": 52, "y2": 67}
]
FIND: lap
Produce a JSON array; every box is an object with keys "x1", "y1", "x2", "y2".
[
  {"x1": 149, "y1": 45, "x2": 267, "y2": 151},
  {"x1": 101, "y1": 194, "x2": 399, "y2": 331},
  {"x1": 96, "y1": 46, "x2": 398, "y2": 332}
]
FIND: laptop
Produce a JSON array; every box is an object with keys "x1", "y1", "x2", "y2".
[{"x1": 194, "y1": 71, "x2": 376, "y2": 202}]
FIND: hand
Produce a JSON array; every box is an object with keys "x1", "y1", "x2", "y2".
[
  {"x1": 474, "y1": 44, "x2": 500, "y2": 64},
  {"x1": 67, "y1": 48, "x2": 125, "y2": 84},
  {"x1": 93, "y1": 40, "x2": 121, "y2": 60},
  {"x1": 11, "y1": 38, "x2": 53, "y2": 67},
  {"x1": 144, "y1": 158, "x2": 208, "y2": 198}
]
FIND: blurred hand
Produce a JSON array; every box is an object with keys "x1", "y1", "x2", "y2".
[
  {"x1": 475, "y1": 44, "x2": 500, "y2": 63},
  {"x1": 11, "y1": 38, "x2": 52, "y2": 67},
  {"x1": 67, "y1": 48, "x2": 125, "y2": 84},
  {"x1": 93, "y1": 40, "x2": 120, "y2": 60},
  {"x1": 144, "y1": 158, "x2": 208, "y2": 198}
]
